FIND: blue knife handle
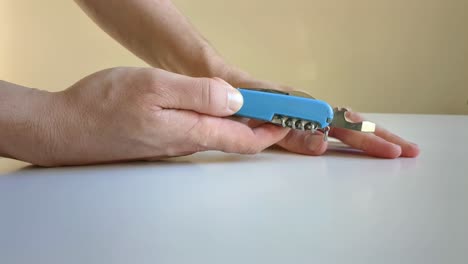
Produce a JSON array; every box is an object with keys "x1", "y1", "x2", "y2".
[{"x1": 235, "y1": 88, "x2": 334, "y2": 129}]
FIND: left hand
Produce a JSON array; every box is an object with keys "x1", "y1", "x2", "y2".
[{"x1": 215, "y1": 66, "x2": 420, "y2": 159}]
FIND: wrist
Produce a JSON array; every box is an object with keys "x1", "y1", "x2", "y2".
[
  {"x1": 147, "y1": 25, "x2": 227, "y2": 78},
  {"x1": 0, "y1": 82, "x2": 63, "y2": 166}
]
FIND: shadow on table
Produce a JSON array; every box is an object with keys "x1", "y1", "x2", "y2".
[
  {"x1": 269, "y1": 141, "x2": 378, "y2": 160},
  {"x1": 0, "y1": 151, "x2": 278, "y2": 177},
  {"x1": 2, "y1": 141, "x2": 403, "y2": 177},
  {"x1": 324, "y1": 141, "x2": 376, "y2": 160}
]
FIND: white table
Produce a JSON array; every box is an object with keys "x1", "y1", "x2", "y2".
[{"x1": 1, "y1": 114, "x2": 467, "y2": 264}]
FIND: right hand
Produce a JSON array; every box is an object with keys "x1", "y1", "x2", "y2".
[
  {"x1": 19, "y1": 67, "x2": 289, "y2": 166},
  {"x1": 213, "y1": 66, "x2": 419, "y2": 158}
]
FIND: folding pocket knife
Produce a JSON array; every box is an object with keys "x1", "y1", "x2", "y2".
[{"x1": 235, "y1": 88, "x2": 376, "y2": 141}]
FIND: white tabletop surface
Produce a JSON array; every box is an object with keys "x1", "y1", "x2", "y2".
[{"x1": 0, "y1": 113, "x2": 467, "y2": 264}]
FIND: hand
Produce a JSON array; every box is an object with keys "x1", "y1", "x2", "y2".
[
  {"x1": 74, "y1": 0, "x2": 419, "y2": 159},
  {"x1": 4, "y1": 67, "x2": 289, "y2": 166},
  {"x1": 214, "y1": 66, "x2": 420, "y2": 159}
]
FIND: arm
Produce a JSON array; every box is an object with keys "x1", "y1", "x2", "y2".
[
  {"x1": 73, "y1": 0, "x2": 277, "y2": 88},
  {"x1": 0, "y1": 81, "x2": 58, "y2": 164},
  {"x1": 74, "y1": 0, "x2": 224, "y2": 77}
]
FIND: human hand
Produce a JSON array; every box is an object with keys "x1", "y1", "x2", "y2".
[
  {"x1": 5, "y1": 67, "x2": 289, "y2": 166},
  {"x1": 72, "y1": 0, "x2": 418, "y2": 159},
  {"x1": 213, "y1": 66, "x2": 420, "y2": 159}
]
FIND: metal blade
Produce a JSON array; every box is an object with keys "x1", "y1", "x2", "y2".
[
  {"x1": 288, "y1": 90, "x2": 315, "y2": 99},
  {"x1": 242, "y1": 88, "x2": 315, "y2": 99},
  {"x1": 330, "y1": 108, "x2": 376, "y2": 132}
]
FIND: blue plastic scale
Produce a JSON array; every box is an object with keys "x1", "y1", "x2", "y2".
[
  {"x1": 234, "y1": 88, "x2": 376, "y2": 139},
  {"x1": 236, "y1": 88, "x2": 333, "y2": 129}
]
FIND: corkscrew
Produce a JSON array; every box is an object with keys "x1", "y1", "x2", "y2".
[{"x1": 235, "y1": 88, "x2": 376, "y2": 141}]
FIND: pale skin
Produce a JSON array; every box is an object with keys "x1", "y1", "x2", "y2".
[{"x1": 0, "y1": 0, "x2": 419, "y2": 166}]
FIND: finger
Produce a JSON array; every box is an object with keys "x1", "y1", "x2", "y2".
[
  {"x1": 222, "y1": 68, "x2": 294, "y2": 92},
  {"x1": 188, "y1": 114, "x2": 290, "y2": 154},
  {"x1": 373, "y1": 127, "x2": 420, "y2": 157},
  {"x1": 226, "y1": 117, "x2": 329, "y2": 155},
  {"x1": 246, "y1": 119, "x2": 266, "y2": 128},
  {"x1": 151, "y1": 70, "x2": 243, "y2": 116},
  {"x1": 276, "y1": 130, "x2": 328, "y2": 156},
  {"x1": 330, "y1": 127, "x2": 402, "y2": 158},
  {"x1": 345, "y1": 111, "x2": 420, "y2": 157},
  {"x1": 227, "y1": 117, "x2": 269, "y2": 129}
]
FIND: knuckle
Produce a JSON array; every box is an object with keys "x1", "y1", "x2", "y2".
[
  {"x1": 197, "y1": 78, "x2": 214, "y2": 108},
  {"x1": 143, "y1": 69, "x2": 163, "y2": 90},
  {"x1": 130, "y1": 68, "x2": 163, "y2": 93},
  {"x1": 359, "y1": 137, "x2": 374, "y2": 152},
  {"x1": 196, "y1": 78, "x2": 226, "y2": 112}
]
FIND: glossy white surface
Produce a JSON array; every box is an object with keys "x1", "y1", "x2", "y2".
[{"x1": 1, "y1": 114, "x2": 467, "y2": 264}]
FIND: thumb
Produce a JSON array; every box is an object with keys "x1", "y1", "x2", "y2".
[{"x1": 156, "y1": 71, "x2": 244, "y2": 116}]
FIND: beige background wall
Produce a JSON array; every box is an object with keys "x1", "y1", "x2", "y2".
[{"x1": 1, "y1": 0, "x2": 467, "y2": 114}]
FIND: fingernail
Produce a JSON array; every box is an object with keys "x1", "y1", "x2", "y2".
[
  {"x1": 306, "y1": 133, "x2": 323, "y2": 151},
  {"x1": 227, "y1": 87, "x2": 244, "y2": 112}
]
